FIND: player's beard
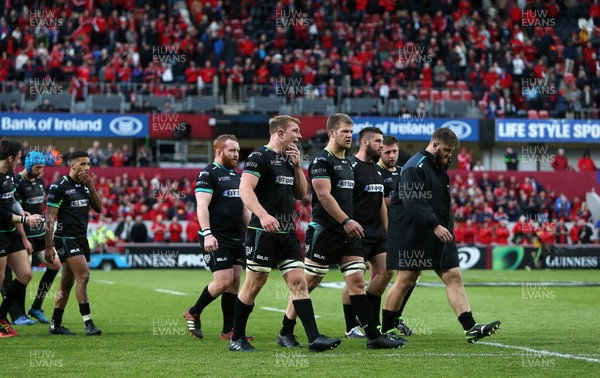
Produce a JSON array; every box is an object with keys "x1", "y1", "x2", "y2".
[
  {"x1": 222, "y1": 155, "x2": 238, "y2": 169},
  {"x1": 366, "y1": 143, "x2": 381, "y2": 161}
]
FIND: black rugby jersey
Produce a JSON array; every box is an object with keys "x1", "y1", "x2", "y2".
[
  {"x1": 195, "y1": 162, "x2": 244, "y2": 239},
  {"x1": 15, "y1": 172, "x2": 45, "y2": 236},
  {"x1": 309, "y1": 148, "x2": 354, "y2": 232},
  {"x1": 377, "y1": 163, "x2": 401, "y2": 199},
  {"x1": 0, "y1": 170, "x2": 16, "y2": 231},
  {"x1": 349, "y1": 156, "x2": 384, "y2": 237},
  {"x1": 47, "y1": 175, "x2": 91, "y2": 237},
  {"x1": 243, "y1": 146, "x2": 296, "y2": 232}
]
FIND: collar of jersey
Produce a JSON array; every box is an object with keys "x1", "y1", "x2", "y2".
[{"x1": 213, "y1": 161, "x2": 233, "y2": 172}]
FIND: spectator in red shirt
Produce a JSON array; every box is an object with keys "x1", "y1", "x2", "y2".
[
  {"x1": 457, "y1": 147, "x2": 473, "y2": 170},
  {"x1": 186, "y1": 218, "x2": 200, "y2": 243},
  {"x1": 569, "y1": 221, "x2": 580, "y2": 244},
  {"x1": 555, "y1": 218, "x2": 569, "y2": 244},
  {"x1": 477, "y1": 221, "x2": 494, "y2": 244},
  {"x1": 551, "y1": 148, "x2": 569, "y2": 171},
  {"x1": 463, "y1": 219, "x2": 477, "y2": 244},
  {"x1": 454, "y1": 222, "x2": 465, "y2": 244},
  {"x1": 577, "y1": 150, "x2": 597, "y2": 172},
  {"x1": 169, "y1": 217, "x2": 183, "y2": 243},
  {"x1": 151, "y1": 214, "x2": 167, "y2": 242},
  {"x1": 494, "y1": 221, "x2": 510, "y2": 244}
]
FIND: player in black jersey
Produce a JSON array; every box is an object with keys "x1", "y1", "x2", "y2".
[
  {"x1": 184, "y1": 134, "x2": 251, "y2": 340},
  {"x1": 341, "y1": 127, "x2": 397, "y2": 339},
  {"x1": 377, "y1": 136, "x2": 415, "y2": 336},
  {"x1": 0, "y1": 138, "x2": 43, "y2": 338},
  {"x1": 230, "y1": 115, "x2": 340, "y2": 352},
  {"x1": 45, "y1": 151, "x2": 103, "y2": 336},
  {"x1": 279, "y1": 114, "x2": 404, "y2": 350},
  {"x1": 2, "y1": 151, "x2": 61, "y2": 326}
]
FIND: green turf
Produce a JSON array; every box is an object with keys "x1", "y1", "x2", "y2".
[{"x1": 5, "y1": 269, "x2": 600, "y2": 377}]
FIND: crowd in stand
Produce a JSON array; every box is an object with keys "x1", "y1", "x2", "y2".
[{"x1": 1, "y1": 0, "x2": 599, "y2": 117}]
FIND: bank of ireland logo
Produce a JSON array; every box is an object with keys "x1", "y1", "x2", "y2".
[
  {"x1": 109, "y1": 116, "x2": 144, "y2": 136},
  {"x1": 458, "y1": 246, "x2": 480, "y2": 270},
  {"x1": 441, "y1": 120, "x2": 472, "y2": 140}
]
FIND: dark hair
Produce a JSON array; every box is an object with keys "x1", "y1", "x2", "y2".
[
  {"x1": 358, "y1": 126, "x2": 383, "y2": 142},
  {"x1": 68, "y1": 151, "x2": 90, "y2": 163},
  {"x1": 432, "y1": 128, "x2": 459, "y2": 148},
  {"x1": 383, "y1": 135, "x2": 399, "y2": 146},
  {"x1": 0, "y1": 138, "x2": 22, "y2": 160}
]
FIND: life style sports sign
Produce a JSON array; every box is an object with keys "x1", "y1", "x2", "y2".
[
  {"x1": 0, "y1": 113, "x2": 148, "y2": 138},
  {"x1": 352, "y1": 117, "x2": 479, "y2": 142},
  {"x1": 495, "y1": 119, "x2": 600, "y2": 143}
]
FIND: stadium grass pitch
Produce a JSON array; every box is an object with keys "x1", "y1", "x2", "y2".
[{"x1": 5, "y1": 269, "x2": 600, "y2": 377}]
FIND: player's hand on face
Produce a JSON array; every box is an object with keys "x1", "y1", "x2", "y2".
[
  {"x1": 79, "y1": 171, "x2": 94, "y2": 187},
  {"x1": 44, "y1": 247, "x2": 55, "y2": 263},
  {"x1": 344, "y1": 220, "x2": 364, "y2": 239},
  {"x1": 204, "y1": 235, "x2": 219, "y2": 253},
  {"x1": 260, "y1": 214, "x2": 280, "y2": 233},
  {"x1": 285, "y1": 144, "x2": 301, "y2": 167},
  {"x1": 434, "y1": 225, "x2": 453, "y2": 243}
]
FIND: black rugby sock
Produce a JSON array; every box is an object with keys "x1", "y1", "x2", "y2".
[
  {"x1": 0, "y1": 279, "x2": 26, "y2": 320},
  {"x1": 350, "y1": 294, "x2": 381, "y2": 340},
  {"x1": 293, "y1": 298, "x2": 320, "y2": 343},
  {"x1": 366, "y1": 292, "x2": 382, "y2": 327},
  {"x1": 32, "y1": 268, "x2": 59, "y2": 309},
  {"x1": 190, "y1": 286, "x2": 217, "y2": 316},
  {"x1": 343, "y1": 303, "x2": 359, "y2": 332},
  {"x1": 51, "y1": 308, "x2": 64, "y2": 327},
  {"x1": 280, "y1": 314, "x2": 296, "y2": 336},
  {"x1": 231, "y1": 297, "x2": 253, "y2": 341},
  {"x1": 79, "y1": 302, "x2": 92, "y2": 326},
  {"x1": 458, "y1": 311, "x2": 476, "y2": 331},
  {"x1": 221, "y1": 292, "x2": 236, "y2": 334},
  {"x1": 381, "y1": 309, "x2": 400, "y2": 333},
  {"x1": 398, "y1": 284, "x2": 415, "y2": 317}
]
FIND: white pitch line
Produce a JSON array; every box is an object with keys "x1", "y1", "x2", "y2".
[
  {"x1": 261, "y1": 306, "x2": 321, "y2": 318},
  {"x1": 95, "y1": 280, "x2": 115, "y2": 285},
  {"x1": 154, "y1": 288, "x2": 187, "y2": 296},
  {"x1": 479, "y1": 342, "x2": 600, "y2": 364}
]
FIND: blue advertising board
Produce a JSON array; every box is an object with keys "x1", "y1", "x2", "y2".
[
  {"x1": 352, "y1": 117, "x2": 479, "y2": 142},
  {"x1": 0, "y1": 113, "x2": 148, "y2": 138},
  {"x1": 496, "y1": 119, "x2": 600, "y2": 143}
]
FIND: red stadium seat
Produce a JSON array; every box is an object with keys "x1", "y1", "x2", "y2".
[
  {"x1": 419, "y1": 89, "x2": 431, "y2": 100},
  {"x1": 450, "y1": 90, "x2": 462, "y2": 100},
  {"x1": 457, "y1": 80, "x2": 468, "y2": 90},
  {"x1": 441, "y1": 89, "x2": 451, "y2": 100},
  {"x1": 538, "y1": 109, "x2": 549, "y2": 118},
  {"x1": 528, "y1": 110, "x2": 539, "y2": 119},
  {"x1": 446, "y1": 80, "x2": 456, "y2": 89},
  {"x1": 432, "y1": 90, "x2": 442, "y2": 102},
  {"x1": 463, "y1": 91, "x2": 473, "y2": 101}
]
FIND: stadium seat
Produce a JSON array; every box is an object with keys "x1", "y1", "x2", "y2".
[
  {"x1": 142, "y1": 95, "x2": 175, "y2": 112},
  {"x1": 418, "y1": 89, "x2": 430, "y2": 101},
  {"x1": 443, "y1": 101, "x2": 470, "y2": 117},
  {"x1": 446, "y1": 80, "x2": 456, "y2": 89},
  {"x1": 457, "y1": 80, "x2": 468, "y2": 90},
  {"x1": 38, "y1": 94, "x2": 74, "y2": 112},
  {"x1": 297, "y1": 98, "x2": 329, "y2": 115},
  {"x1": 450, "y1": 90, "x2": 462, "y2": 100},
  {"x1": 248, "y1": 96, "x2": 282, "y2": 114},
  {"x1": 0, "y1": 91, "x2": 24, "y2": 109},
  {"x1": 463, "y1": 91, "x2": 473, "y2": 101},
  {"x1": 528, "y1": 109, "x2": 539, "y2": 119},
  {"x1": 187, "y1": 96, "x2": 220, "y2": 113},
  {"x1": 89, "y1": 94, "x2": 124, "y2": 113},
  {"x1": 538, "y1": 109, "x2": 549, "y2": 118},
  {"x1": 345, "y1": 98, "x2": 378, "y2": 115}
]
